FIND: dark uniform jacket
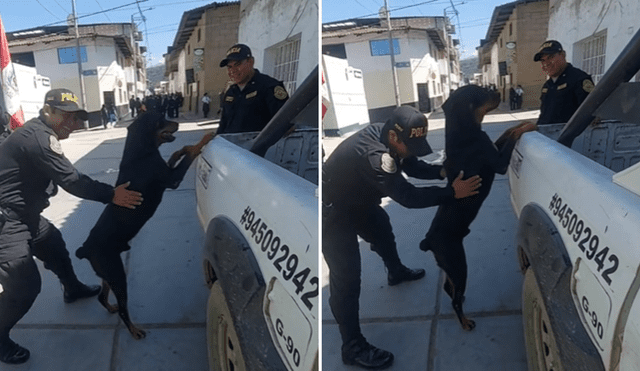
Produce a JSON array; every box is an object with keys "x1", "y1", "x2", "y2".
[
  {"x1": 0, "y1": 117, "x2": 113, "y2": 260},
  {"x1": 323, "y1": 122, "x2": 452, "y2": 210},
  {"x1": 218, "y1": 69, "x2": 288, "y2": 134},
  {"x1": 537, "y1": 63, "x2": 593, "y2": 125}
]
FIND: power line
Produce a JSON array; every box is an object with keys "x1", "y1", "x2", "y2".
[
  {"x1": 35, "y1": 0, "x2": 62, "y2": 21},
  {"x1": 52, "y1": 0, "x2": 69, "y2": 14},
  {"x1": 39, "y1": 0, "x2": 148, "y2": 28},
  {"x1": 94, "y1": 0, "x2": 112, "y2": 22}
]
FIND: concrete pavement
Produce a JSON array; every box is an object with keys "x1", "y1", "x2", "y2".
[
  {"x1": 4, "y1": 115, "x2": 217, "y2": 371},
  {"x1": 321, "y1": 106, "x2": 541, "y2": 371}
]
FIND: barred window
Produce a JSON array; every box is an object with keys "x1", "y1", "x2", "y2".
[
  {"x1": 576, "y1": 31, "x2": 607, "y2": 84},
  {"x1": 271, "y1": 36, "x2": 301, "y2": 95}
]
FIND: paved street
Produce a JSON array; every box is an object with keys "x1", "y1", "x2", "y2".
[
  {"x1": 321, "y1": 105, "x2": 541, "y2": 371},
  {"x1": 5, "y1": 115, "x2": 217, "y2": 371}
]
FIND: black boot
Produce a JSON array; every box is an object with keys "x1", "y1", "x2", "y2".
[
  {"x1": 342, "y1": 338, "x2": 394, "y2": 369},
  {"x1": 0, "y1": 339, "x2": 30, "y2": 364},
  {"x1": 63, "y1": 282, "x2": 101, "y2": 303},
  {"x1": 387, "y1": 265, "x2": 425, "y2": 286}
]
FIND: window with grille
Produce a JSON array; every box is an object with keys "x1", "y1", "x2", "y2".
[
  {"x1": 271, "y1": 36, "x2": 301, "y2": 95},
  {"x1": 576, "y1": 30, "x2": 607, "y2": 84}
]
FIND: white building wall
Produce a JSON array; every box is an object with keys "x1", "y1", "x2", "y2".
[
  {"x1": 238, "y1": 0, "x2": 318, "y2": 86},
  {"x1": 549, "y1": 0, "x2": 640, "y2": 73},
  {"x1": 13, "y1": 37, "x2": 129, "y2": 113},
  {"x1": 342, "y1": 35, "x2": 443, "y2": 110}
]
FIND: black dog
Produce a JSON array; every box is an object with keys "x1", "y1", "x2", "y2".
[
  {"x1": 420, "y1": 85, "x2": 535, "y2": 330},
  {"x1": 76, "y1": 112, "x2": 212, "y2": 339}
]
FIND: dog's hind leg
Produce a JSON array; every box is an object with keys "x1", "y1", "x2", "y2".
[
  {"x1": 97, "y1": 280, "x2": 118, "y2": 313},
  {"x1": 107, "y1": 275, "x2": 146, "y2": 340},
  {"x1": 430, "y1": 231, "x2": 476, "y2": 331}
]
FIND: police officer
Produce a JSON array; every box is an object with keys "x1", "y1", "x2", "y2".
[
  {"x1": 323, "y1": 106, "x2": 482, "y2": 369},
  {"x1": 0, "y1": 88, "x2": 143, "y2": 364},
  {"x1": 535, "y1": 40, "x2": 594, "y2": 125},
  {"x1": 218, "y1": 44, "x2": 288, "y2": 134}
]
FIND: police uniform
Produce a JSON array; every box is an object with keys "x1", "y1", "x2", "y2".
[
  {"x1": 218, "y1": 69, "x2": 288, "y2": 134},
  {"x1": 323, "y1": 120, "x2": 452, "y2": 351},
  {"x1": 0, "y1": 115, "x2": 113, "y2": 362}
]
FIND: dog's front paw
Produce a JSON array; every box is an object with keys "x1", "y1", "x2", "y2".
[
  {"x1": 129, "y1": 326, "x2": 147, "y2": 340},
  {"x1": 461, "y1": 318, "x2": 476, "y2": 331}
]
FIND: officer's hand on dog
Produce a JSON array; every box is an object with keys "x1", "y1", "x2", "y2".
[
  {"x1": 112, "y1": 181, "x2": 143, "y2": 209},
  {"x1": 452, "y1": 171, "x2": 482, "y2": 199}
]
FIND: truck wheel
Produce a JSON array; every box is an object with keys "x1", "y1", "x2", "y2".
[
  {"x1": 522, "y1": 269, "x2": 565, "y2": 371},
  {"x1": 206, "y1": 282, "x2": 248, "y2": 371}
]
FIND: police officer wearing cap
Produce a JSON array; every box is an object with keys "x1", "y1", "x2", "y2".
[
  {"x1": 534, "y1": 40, "x2": 594, "y2": 125},
  {"x1": 218, "y1": 43, "x2": 289, "y2": 134},
  {"x1": 323, "y1": 106, "x2": 482, "y2": 369},
  {"x1": 0, "y1": 88, "x2": 143, "y2": 364}
]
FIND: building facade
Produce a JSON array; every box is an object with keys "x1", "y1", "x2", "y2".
[
  {"x1": 165, "y1": 1, "x2": 241, "y2": 117},
  {"x1": 477, "y1": 0, "x2": 549, "y2": 109},
  {"x1": 549, "y1": 0, "x2": 640, "y2": 84},
  {"x1": 8, "y1": 23, "x2": 146, "y2": 127},
  {"x1": 323, "y1": 17, "x2": 460, "y2": 123}
]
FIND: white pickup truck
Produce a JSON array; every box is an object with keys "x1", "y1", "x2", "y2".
[
  {"x1": 195, "y1": 69, "x2": 319, "y2": 371},
  {"x1": 509, "y1": 32, "x2": 640, "y2": 371}
]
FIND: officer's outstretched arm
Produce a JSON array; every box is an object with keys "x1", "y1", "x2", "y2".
[{"x1": 113, "y1": 181, "x2": 143, "y2": 209}]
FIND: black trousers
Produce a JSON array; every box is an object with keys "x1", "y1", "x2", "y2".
[
  {"x1": 0, "y1": 217, "x2": 80, "y2": 343},
  {"x1": 322, "y1": 203, "x2": 403, "y2": 345}
]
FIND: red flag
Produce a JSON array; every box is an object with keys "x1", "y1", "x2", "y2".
[{"x1": 0, "y1": 14, "x2": 24, "y2": 130}]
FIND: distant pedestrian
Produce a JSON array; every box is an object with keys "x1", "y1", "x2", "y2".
[
  {"x1": 108, "y1": 104, "x2": 118, "y2": 128},
  {"x1": 509, "y1": 87, "x2": 517, "y2": 110},
  {"x1": 129, "y1": 97, "x2": 136, "y2": 118},
  {"x1": 201, "y1": 93, "x2": 211, "y2": 118},
  {"x1": 101, "y1": 104, "x2": 110, "y2": 129},
  {"x1": 516, "y1": 85, "x2": 524, "y2": 109}
]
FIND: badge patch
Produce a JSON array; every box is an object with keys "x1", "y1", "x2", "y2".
[
  {"x1": 381, "y1": 153, "x2": 397, "y2": 174},
  {"x1": 274, "y1": 86, "x2": 288, "y2": 100},
  {"x1": 225, "y1": 96, "x2": 234, "y2": 102},
  {"x1": 541, "y1": 88, "x2": 548, "y2": 94},
  {"x1": 49, "y1": 135, "x2": 63, "y2": 155},
  {"x1": 583, "y1": 79, "x2": 595, "y2": 93},
  {"x1": 557, "y1": 83, "x2": 567, "y2": 90},
  {"x1": 245, "y1": 91, "x2": 257, "y2": 99}
]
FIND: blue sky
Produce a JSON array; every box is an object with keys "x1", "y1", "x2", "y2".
[
  {"x1": 1, "y1": 0, "x2": 238, "y2": 66},
  {"x1": 322, "y1": 0, "x2": 511, "y2": 59}
]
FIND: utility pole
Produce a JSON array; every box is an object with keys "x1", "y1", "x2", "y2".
[
  {"x1": 443, "y1": 10, "x2": 451, "y2": 100},
  {"x1": 131, "y1": 15, "x2": 138, "y2": 100},
  {"x1": 71, "y1": 0, "x2": 88, "y2": 128},
  {"x1": 383, "y1": 0, "x2": 401, "y2": 107}
]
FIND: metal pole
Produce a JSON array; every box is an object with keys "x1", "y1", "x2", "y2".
[
  {"x1": 384, "y1": 0, "x2": 401, "y2": 107},
  {"x1": 443, "y1": 11, "x2": 451, "y2": 100},
  {"x1": 131, "y1": 15, "x2": 138, "y2": 100},
  {"x1": 71, "y1": 0, "x2": 88, "y2": 128}
]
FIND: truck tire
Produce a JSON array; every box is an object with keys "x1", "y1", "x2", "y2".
[
  {"x1": 517, "y1": 204, "x2": 605, "y2": 371},
  {"x1": 203, "y1": 217, "x2": 288, "y2": 371},
  {"x1": 206, "y1": 281, "x2": 248, "y2": 371},
  {"x1": 523, "y1": 269, "x2": 564, "y2": 371}
]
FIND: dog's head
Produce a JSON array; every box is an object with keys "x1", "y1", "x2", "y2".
[
  {"x1": 443, "y1": 85, "x2": 500, "y2": 130},
  {"x1": 122, "y1": 112, "x2": 179, "y2": 163}
]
